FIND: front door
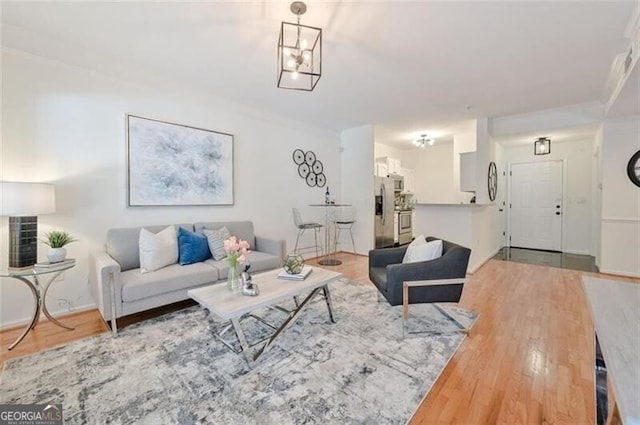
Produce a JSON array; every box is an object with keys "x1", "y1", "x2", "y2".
[{"x1": 509, "y1": 160, "x2": 563, "y2": 251}]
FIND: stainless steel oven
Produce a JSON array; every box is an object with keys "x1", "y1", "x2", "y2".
[{"x1": 398, "y1": 210, "x2": 413, "y2": 245}]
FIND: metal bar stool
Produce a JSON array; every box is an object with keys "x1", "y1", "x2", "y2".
[
  {"x1": 332, "y1": 206, "x2": 356, "y2": 254},
  {"x1": 292, "y1": 208, "x2": 323, "y2": 259}
]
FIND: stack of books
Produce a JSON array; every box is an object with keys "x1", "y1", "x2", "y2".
[
  {"x1": 278, "y1": 266, "x2": 313, "y2": 281},
  {"x1": 34, "y1": 258, "x2": 76, "y2": 270}
]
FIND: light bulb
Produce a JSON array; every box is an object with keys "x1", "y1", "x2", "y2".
[
  {"x1": 300, "y1": 39, "x2": 308, "y2": 49},
  {"x1": 303, "y1": 52, "x2": 311, "y2": 62},
  {"x1": 292, "y1": 71, "x2": 299, "y2": 80},
  {"x1": 428, "y1": 139, "x2": 434, "y2": 146},
  {"x1": 287, "y1": 59, "x2": 295, "y2": 68}
]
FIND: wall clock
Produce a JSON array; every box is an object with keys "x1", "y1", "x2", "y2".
[
  {"x1": 292, "y1": 149, "x2": 326, "y2": 188},
  {"x1": 488, "y1": 161, "x2": 497, "y2": 202},
  {"x1": 628, "y1": 150, "x2": 640, "y2": 188}
]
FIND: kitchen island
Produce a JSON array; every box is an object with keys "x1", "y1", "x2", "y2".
[{"x1": 413, "y1": 203, "x2": 502, "y2": 272}]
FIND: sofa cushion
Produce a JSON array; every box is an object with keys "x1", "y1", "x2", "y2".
[
  {"x1": 107, "y1": 224, "x2": 193, "y2": 272},
  {"x1": 194, "y1": 221, "x2": 256, "y2": 250},
  {"x1": 178, "y1": 227, "x2": 212, "y2": 265},
  {"x1": 139, "y1": 226, "x2": 179, "y2": 274},
  {"x1": 204, "y1": 251, "x2": 281, "y2": 279},
  {"x1": 202, "y1": 227, "x2": 231, "y2": 261},
  {"x1": 121, "y1": 262, "x2": 219, "y2": 302}
]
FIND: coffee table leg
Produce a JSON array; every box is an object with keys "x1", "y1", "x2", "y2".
[
  {"x1": 231, "y1": 318, "x2": 253, "y2": 366},
  {"x1": 323, "y1": 285, "x2": 335, "y2": 323},
  {"x1": 254, "y1": 287, "x2": 322, "y2": 361}
]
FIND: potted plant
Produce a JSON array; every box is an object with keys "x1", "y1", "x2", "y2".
[{"x1": 41, "y1": 231, "x2": 76, "y2": 263}]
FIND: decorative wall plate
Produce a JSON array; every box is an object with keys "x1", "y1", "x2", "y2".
[
  {"x1": 306, "y1": 172, "x2": 317, "y2": 187},
  {"x1": 316, "y1": 173, "x2": 326, "y2": 188},
  {"x1": 298, "y1": 163, "x2": 310, "y2": 178},
  {"x1": 488, "y1": 161, "x2": 497, "y2": 202},
  {"x1": 312, "y1": 160, "x2": 323, "y2": 174},
  {"x1": 305, "y1": 151, "x2": 316, "y2": 165},
  {"x1": 293, "y1": 149, "x2": 305, "y2": 165},
  {"x1": 628, "y1": 150, "x2": 640, "y2": 188}
]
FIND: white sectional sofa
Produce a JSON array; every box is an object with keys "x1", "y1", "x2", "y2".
[{"x1": 89, "y1": 221, "x2": 285, "y2": 333}]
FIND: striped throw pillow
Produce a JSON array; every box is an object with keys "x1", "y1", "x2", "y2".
[{"x1": 203, "y1": 227, "x2": 231, "y2": 261}]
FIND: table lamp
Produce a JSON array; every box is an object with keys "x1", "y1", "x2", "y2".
[{"x1": 1, "y1": 182, "x2": 56, "y2": 268}]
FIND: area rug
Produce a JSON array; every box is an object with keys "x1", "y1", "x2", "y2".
[{"x1": 1, "y1": 279, "x2": 477, "y2": 424}]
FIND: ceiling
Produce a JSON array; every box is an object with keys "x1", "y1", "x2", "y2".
[{"x1": 1, "y1": 1, "x2": 635, "y2": 140}]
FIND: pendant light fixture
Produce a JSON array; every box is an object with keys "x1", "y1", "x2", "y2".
[
  {"x1": 534, "y1": 137, "x2": 551, "y2": 155},
  {"x1": 413, "y1": 134, "x2": 434, "y2": 148},
  {"x1": 277, "y1": 1, "x2": 322, "y2": 91}
]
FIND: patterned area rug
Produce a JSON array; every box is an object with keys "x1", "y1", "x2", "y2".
[{"x1": 1, "y1": 280, "x2": 477, "y2": 424}]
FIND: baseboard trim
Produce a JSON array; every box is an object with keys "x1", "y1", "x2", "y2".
[
  {"x1": 598, "y1": 268, "x2": 640, "y2": 279},
  {"x1": 0, "y1": 302, "x2": 97, "y2": 332}
]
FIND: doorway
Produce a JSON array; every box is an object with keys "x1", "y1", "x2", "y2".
[{"x1": 508, "y1": 160, "x2": 563, "y2": 251}]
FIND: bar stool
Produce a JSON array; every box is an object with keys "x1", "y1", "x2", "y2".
[
  {"x1": 332, "y1": 206, "x2": 356, "y2": 254},
  {"x1": 292, "y1": 208, "x2": 323, "y2": 259}
]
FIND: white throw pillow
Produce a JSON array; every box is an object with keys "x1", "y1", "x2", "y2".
[
  {"x1": 402, "y1": 234, "x2": 427, "y2": 263},
  {"x1": 404, "y1": 239, "x2": 443, "y2": 264},
  {"x1": 139, "y1": 226, "x2": 178, "y2": 274}
]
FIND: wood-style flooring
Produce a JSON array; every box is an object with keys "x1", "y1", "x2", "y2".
[{"x1": 2, "y1": 253, "x2": 638, "y2": 424}]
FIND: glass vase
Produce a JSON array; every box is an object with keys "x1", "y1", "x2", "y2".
[{"x1": 227, "y1": 263, "x2": 241, "y2": 291}]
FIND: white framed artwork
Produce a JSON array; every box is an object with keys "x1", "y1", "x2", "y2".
[{"x1": 126, "y1": 115, "x2": 234, "y2": 206}]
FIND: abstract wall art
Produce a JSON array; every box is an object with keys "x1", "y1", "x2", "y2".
[{"x1": 127, "y1": 115, "x2": 234, "y2": 206}]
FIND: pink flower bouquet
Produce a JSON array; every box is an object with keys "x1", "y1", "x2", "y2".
[{"x1": 224, "y1": 236, "x2": 250, "y2": 268}]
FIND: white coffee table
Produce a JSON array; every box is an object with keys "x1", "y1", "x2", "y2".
[{"x1": 188, "y1": 266, "x2": 343, "y2": 365}]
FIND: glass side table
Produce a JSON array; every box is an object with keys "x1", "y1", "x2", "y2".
[{"x1": 1, "y1": 262, "x2": 76, "y2": 350}]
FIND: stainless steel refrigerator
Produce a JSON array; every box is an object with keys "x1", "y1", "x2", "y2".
[{"x1": 374, "y1": 176, "x2": 395, "y2": 248}]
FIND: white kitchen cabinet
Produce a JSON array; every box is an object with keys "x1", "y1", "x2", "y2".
[
  {"x1": 401, "y1": 168, "x2": 416, "y2": 193},
  {"x1": 376, "y1": 157, "x2": 401, "y2": 175},
  {"x1": 459, "y1": 151, "x2": 477, "y2": 192},
  {"x1": 375, "y1": 162, "x2": 388, "y2": 177}
]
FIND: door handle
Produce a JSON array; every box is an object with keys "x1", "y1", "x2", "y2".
[
  {"x1": 499, "y1": 209, "x2": 504, "y2": 212},
  {"x1": 556, "y1": 205, "x2": 561, "y2": 208},
  {"x1": 555, "y1": 212, "x2": 561, "y2": 215}
]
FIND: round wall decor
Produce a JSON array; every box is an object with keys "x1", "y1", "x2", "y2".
[
  {"x1": 488, "y1": 161, "x2": 497, "y2": 202},
  {"x1": 627, "y1": 150, "x2": 640, "y2": 188},
  {"x1": 292, "y1": 149, "x2": 326, "y2": 188}
]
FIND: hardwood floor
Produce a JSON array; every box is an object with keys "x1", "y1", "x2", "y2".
[{"x1": 2, "y1": 252, "x2": 637, "y2": 424}]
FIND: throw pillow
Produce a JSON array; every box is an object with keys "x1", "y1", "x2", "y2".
[
  {"x1": 139, "y1": 226, "x2": 178, "y2": 273},
  {"x1": 178, "y1": 227, "x2": 212, "y2": 265},
  {"x1": 404, "y1": 239, "x2": 443, "y2": 264},
  {"x1": 402, "y1": 234, "x2": 427, "y2": 263},
  {"x1": 202, "y1": 227, "x2": 231, "y2": 261}
]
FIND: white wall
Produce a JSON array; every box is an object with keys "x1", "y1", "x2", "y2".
[
  {"x1": 414, "y1": 144, "x2": 455, "y2": 203},
  {"x1": 0, "y1": 50, "x2": 341, "y2": 327},
  {"x1": 599, "y1": 116, "x2": 640, "y2": 277},
  {"x1": 413, "y1": 204, "x2": 502, "y2": 272},
  {"x1": 373, "y1": 142, "x2": 419, "y2": 170},
  {"x1": 502, "y1": 138, "x2": 595, "y2": 255},
  {"x1": 342, "y1": 126, "x2": 375, "y2": 255}
]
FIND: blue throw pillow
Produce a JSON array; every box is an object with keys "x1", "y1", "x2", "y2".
[{"x1": 178, "y1": 227, "x2": 212, "y2": 265}]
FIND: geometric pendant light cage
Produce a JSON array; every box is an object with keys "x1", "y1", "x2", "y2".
[
  {"x1": 277, "y1": 1, "x2": 322, "y2": 91},
  {"x1": 534, "y1": 137, "x2": 551, "y2": 155}
]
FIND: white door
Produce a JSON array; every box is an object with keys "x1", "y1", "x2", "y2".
[{"x1": 509, "y1": 161, "x2": 563, "y2": 251}]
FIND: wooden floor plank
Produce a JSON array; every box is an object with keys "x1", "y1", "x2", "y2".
[{"x1": 1, "y1": 252, "x2": 638, "y2": 424}]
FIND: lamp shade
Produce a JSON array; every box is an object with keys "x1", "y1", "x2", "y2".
[{"x1": 1, "y1": 182, "x2": 56, "y2": 216}]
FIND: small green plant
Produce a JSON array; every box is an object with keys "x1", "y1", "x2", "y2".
[{"x1": 41, "y1": 231, "x2": 77, "y2": 248}]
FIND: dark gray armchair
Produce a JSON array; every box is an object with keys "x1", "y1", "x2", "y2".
[{"x1": 369, "y1": 237, "x2": 472, "y2": 335}]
